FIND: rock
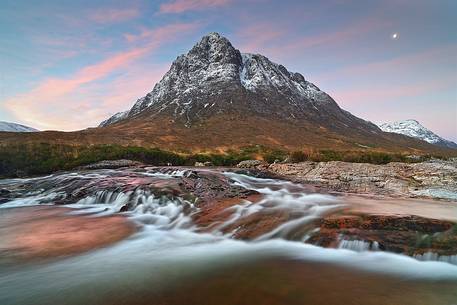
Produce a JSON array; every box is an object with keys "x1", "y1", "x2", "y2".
[
  {"x1": 0, "y1": 188, "x2": 11, "y2": 196},
  {"x1": 237, "y1": 160, "x2": 267, "y2": 169},
  {"x1": 307, "y1": 214, "x2": 457, "y2": 257},
  {"x1": 8, "y1": 166, "x2": 257, "y2": 209},
  {"x1": 267, "y1": 160, "x2": 457, "y2": 200},
  {"x1": 194, "y1": 161, "x2": 214, "y2": 167},
  {"x1": 79, "y1": 159, "x2": 144, "y2": 170},
  {"x1": 230, "y1": 169, "x2": 280, "y2": 179},
  {"x1": 0, "y1": 206, "x2": 137, "y2": 260},
  {"x1": 0, "y1": 188, "x2": 12, "y2": 204},
  {"x1": 405, "y1": 155, "x2": 422, "y2": 161}
]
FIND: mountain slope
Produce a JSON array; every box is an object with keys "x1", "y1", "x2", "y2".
[
  {"x1": 0, "y1": 121, "x2": 38, "y2": 132},
  {"x1": 379, "y1": 120, "x2": 457, "y2": 149}
]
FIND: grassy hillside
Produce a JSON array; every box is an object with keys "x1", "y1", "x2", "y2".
[
  {"x1": 1, "y1": 113, "x2": 456, "y2": 156},
  {"x1": 0, "y1": 143, "x2": 445, "y2": 178}
]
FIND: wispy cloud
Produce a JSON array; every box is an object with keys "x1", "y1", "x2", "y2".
[
  {"x1": 233, "y1": 15, "x2": 392, "y2": 63},
  {"x1": 159, "y1": 0, "x2": 231, "y2": 14},
  {"x1": 235, "y1": 23, "x2": 284, "y2": 53},
  {"x1": 124, "y1": 22, "x2": 201, "y2": 43},
  {"x1": 88, "y1": 8, "x2": 141, "y2": 24},
  {"x1": 4, "y1": 23, "x2": 199, "y2": 130}
]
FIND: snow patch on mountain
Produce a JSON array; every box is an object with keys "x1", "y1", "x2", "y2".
[
  {"x1": 379, "y1": 120, "x2": 457, "y2": 149},
  {"x1": 0, "y1": 121, "x2": 38, "y2": 132}
]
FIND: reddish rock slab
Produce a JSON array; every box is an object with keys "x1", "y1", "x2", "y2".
[{"x1": 0, "y1": 206, "x2": 137, "y2": 260}]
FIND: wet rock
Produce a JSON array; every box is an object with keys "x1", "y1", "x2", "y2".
[
  {"x1": 179, "y1": 169, "x2": 258, "y2": 204},
  {"x1": 0, "y1": 188, "x2": 12, "y2": 204},
  {"x1": 0, "y1": 206, "x2": 137, "y2": 260},
  {"x1": 308, "y1": 214, "x2": 457, "y2": 257},
  {"x1": 5, "y1": 167, "x2": 258, "y2": 211},
  {"x1": 0, "y1": 188, "x2": 11, "y2": 196},
  {"x1": 230, "y1": 168, "x2": 280, "y2": 179}
]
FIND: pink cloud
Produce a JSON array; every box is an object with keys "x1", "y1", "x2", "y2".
[
  {"x1": 4, "y1": 23, "x2": 199, "y2": 130},
  {"x1": 88, "y1": 8, "x2": 140, "y2": 23},
  {"x1": 159, "y1": 0, "x2": 231, "y2": 13},
  {"x1": 67, "y1": 63, "x2": 170, "y2": 127}
]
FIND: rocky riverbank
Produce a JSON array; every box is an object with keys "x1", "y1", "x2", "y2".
[{"x1": 256, "y1": 159, "x2": 457, "y2": 201}]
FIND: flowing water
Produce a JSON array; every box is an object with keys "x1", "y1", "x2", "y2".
[{"x1": 0, "y1": 168, "x2": 456, "y2": 305}]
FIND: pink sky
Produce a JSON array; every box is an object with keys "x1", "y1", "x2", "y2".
[{"x1": 1, "y1": 0, "x2": 456, "y2": 140}]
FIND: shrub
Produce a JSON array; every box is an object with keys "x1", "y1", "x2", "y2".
[
  {"x1": 289, "y1": 150, "x2": 309, "y2": 163},
  {"x1": 262, "y1": 150, "x2": 287, "y2": 163}
]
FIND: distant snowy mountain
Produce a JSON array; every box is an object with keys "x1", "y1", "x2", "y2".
[
  {"x1": 379, "y1": 120, "x2": 457, "y2": 149},
  {"x1": 0, "y1": 121, "x2": 38, "y2": 132},
  {"x1": 99, "y1": 111, "x2": 128, "y2": 127}
]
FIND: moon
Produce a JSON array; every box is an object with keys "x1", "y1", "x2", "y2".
[{"x1": 392, "y1": 33, "x2": 399, "y2": 40}]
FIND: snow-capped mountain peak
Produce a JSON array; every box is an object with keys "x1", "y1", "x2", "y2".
[
  {"x1": 0, "y1": 121, "x2": 38, "y2": 132},
  {"x1": 379, "y1": 119, "x2": 457, "y2": 149},
  {"x1": 98, "y1": 32, "x2": 380, "y2": 138}
]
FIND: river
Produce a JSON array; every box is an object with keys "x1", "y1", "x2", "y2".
[{"x1": 0, "y1": 167, "x2": 456, "y2": 305}]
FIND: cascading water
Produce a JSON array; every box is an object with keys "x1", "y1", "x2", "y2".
[{"x1": 1, "y1": 168, "x2": 457, "y2": 305}]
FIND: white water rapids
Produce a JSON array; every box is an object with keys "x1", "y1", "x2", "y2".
[{"x1": 0, "y1": 169, "x2": 456, "y2": 305}]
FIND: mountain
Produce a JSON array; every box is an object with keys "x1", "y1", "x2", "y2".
[
  {"x1": 99, "y1": 111, "x2": 128, "y2": 127},
  {"x1": 0, "y1": 121, "x2": 38, "y2": 132},
  {"x1": 94, "y1": 32, "x2": 399, "y2": 150},
  {"x1": 379, "y1": 120, "x2": 457, "y2": 149},
  {"x1": 101, "y1": 32, "x2": 379, "y2": 135},
  {"x1": 1, "y1": 33, "x2": 453, "y2": 155}
]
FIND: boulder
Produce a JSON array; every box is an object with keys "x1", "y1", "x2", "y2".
[{"x1": 237, "y1": 160, "x2": 267, "y2": 169}]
